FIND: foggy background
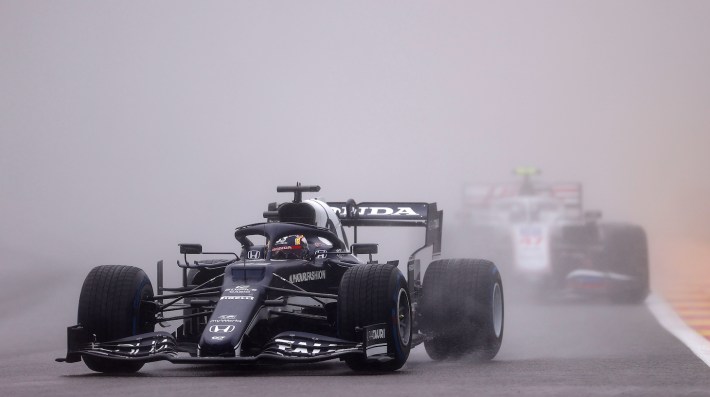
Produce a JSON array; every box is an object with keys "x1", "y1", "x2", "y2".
[{"x1": 1, "y1": 1, "x2": 709, "y2": 356}]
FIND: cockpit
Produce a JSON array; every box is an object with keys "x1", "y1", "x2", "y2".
[{"x1": 235, "y1": 222, "x2": 346, "y2": 262}]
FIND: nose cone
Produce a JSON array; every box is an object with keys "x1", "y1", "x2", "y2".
[
  {"x1": 198, "y1": 284, "x2": 263, "y2": 357},
  {"x1": 199, "y1": 323, "x2": 244, "y2": 356}
]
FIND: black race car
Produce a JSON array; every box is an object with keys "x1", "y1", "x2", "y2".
[{"x1": 58, "y1": 184, "x2": 504, "y2": 373}]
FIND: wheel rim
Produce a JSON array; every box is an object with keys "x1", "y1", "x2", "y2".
[
  {"x1": 492, "y1": 282, "x2": 503, "y2": 338},
  {"x1": 397, "y1": 288, "x2": 411, "y2": 346}
]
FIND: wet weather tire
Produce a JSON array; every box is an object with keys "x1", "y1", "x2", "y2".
[
  {"x1": 77, "y1": 265, "x2": 155, "y2": 373},
  {"x1": 421, "y1": 259, "x2": 504, "y2": 361},
  {"x1": 338, "y1": 263, "x2": 411, "y2": 372},
  {"x1": 601, "y1": 224, "x2": 650, "y2": 304}
]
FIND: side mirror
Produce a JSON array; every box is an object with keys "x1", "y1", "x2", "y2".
[
  {"x1": 179, "y1": 244, "x2": 203, "y2": 255},
  {"x1": 351, "y1": 243, "x2": 378, "y2": 255}
]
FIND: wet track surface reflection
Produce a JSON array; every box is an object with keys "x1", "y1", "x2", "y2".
[{"x1": 3, "y1": 290, "x2": 710, "y2": 397}]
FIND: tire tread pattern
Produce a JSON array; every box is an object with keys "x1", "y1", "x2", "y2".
[
  {"x1": 421, "y1": 258, "x2": 503, "y2": 360},
  {"x1": 338, "y1": 263, "x2": 410, "y2": 371},
  {"x1": 77, "y1": 265, "x2": 153, "y2": 373}
]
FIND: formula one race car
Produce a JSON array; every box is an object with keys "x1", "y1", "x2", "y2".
[
  {"x1": 58, "y1": 184, "x2": 504, "y2": 373},
  {"x1": 456, "y1": 168, "x2": 649, "y2": 303}
]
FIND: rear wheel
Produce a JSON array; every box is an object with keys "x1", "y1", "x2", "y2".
[
  {"x1": 338, "y1": 264, "x2": 411, "y2": 372},
  {"x1": 78, "y1": 265, "x2": 155, "y2": 373},
  {"x1": 421, "y1": 259, "x2": 504, "y2": 361},
  {"x1": 600, "y1": 224, "x2": 649, "y2": 304}
]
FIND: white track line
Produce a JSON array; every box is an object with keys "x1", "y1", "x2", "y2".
[{"x1": 646, "y1": 292, "x2": 710, "y2": 367}]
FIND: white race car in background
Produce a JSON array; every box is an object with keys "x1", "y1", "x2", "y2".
[{"x1": 457, "y1": 167, "x2": 649, "y2": 303}]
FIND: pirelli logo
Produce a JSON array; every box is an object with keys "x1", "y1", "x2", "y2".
[{"x1": 220, "y1": 296, "x2": 255, "y2": 301}]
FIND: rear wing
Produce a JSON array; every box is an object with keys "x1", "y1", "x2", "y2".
[
  {"x1": 463, "y1": 182, "x2": 583, "y2": 214},
  {"x1": 463, "y1": 183, "x2": 519, "y2": 208},
  {"x1": 327, "y1": 201, "x2": 443, "y2": 256},
  {"x1": 548, "y1": 183, "x2": 583, "y2": 214}
]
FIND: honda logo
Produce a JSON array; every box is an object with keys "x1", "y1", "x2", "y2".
[
  {"x1": 247, "y1": 250, "x2": 261, "y2": 259},
  {"x1": 209, "y1": 325, "x2": 235, "y2": 333}
]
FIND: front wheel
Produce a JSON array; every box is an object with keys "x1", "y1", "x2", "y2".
[
  {"x1": 77, "y1": 265, "x2": 155, "y2": 373},
  {"x1": 337, "y1": 264, "x2": 411, "y2": 372},
  {"x1": 421, "y1": 258, "x2": 504, "y2": 361}
]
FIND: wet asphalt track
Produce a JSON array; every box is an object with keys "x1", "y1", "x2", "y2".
[{"x1": 2, "y1": 277, "x2": 710, "y2": 397}]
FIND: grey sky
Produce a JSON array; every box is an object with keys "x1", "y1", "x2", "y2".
[{"x1": 1, "y1": 1, "x2": 709, "y2": 278}]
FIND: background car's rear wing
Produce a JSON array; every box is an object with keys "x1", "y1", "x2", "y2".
[
  {"x1": 327, "y1": 201, "x2": 443, "y2": 256},
  {"x1": 463, "y1": 182, "x2": 583, "y2": 215}
]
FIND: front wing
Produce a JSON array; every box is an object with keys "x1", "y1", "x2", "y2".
[{"x1": 56, "y1": 325, "x2": 389, "y2": 365}]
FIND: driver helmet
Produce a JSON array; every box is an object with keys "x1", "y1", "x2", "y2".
[{"x1": 271, "y1": 234, "x2": 309, "y2": 260}]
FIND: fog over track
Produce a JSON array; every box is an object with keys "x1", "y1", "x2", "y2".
[{"x1": 1, "y1": 1, "x2": 709, "y2": 396}]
